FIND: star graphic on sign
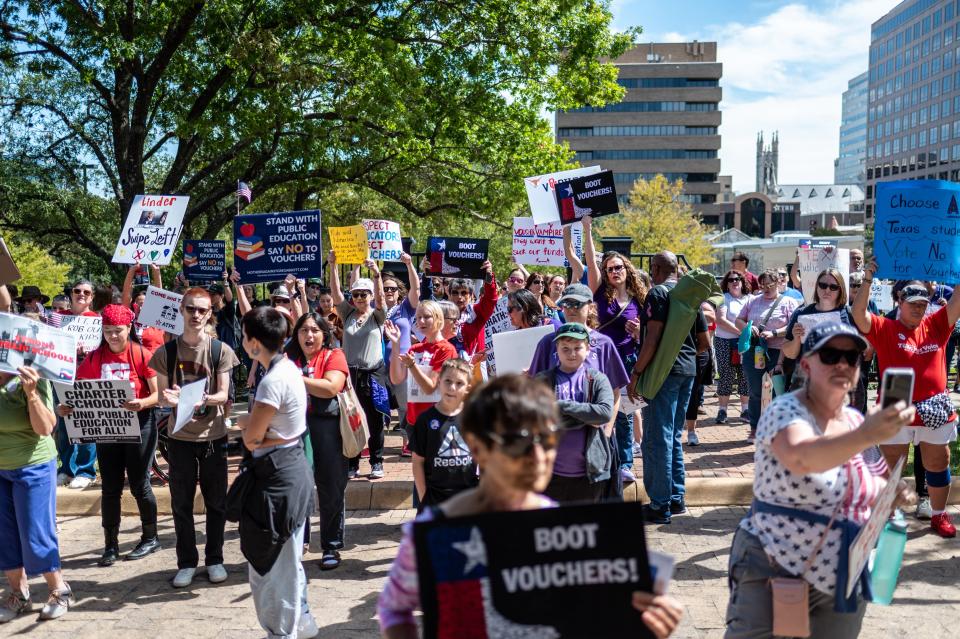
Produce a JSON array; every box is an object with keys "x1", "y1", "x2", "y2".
[
  {"x1": 452, "y1": 527, "x2": 487, "y2": 575},
  {"x1": 561, "y1": 184, "x2": 573, "y2": 197}
]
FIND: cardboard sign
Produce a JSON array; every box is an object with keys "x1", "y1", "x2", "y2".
[
  {"x1": 362, "y1": 219, "x2": 404, "y2": 262},
  {"x1": 59, "y1": 315, "x2": 103, "y2": 352},
  {"x1": 491, "y1": 324, "x2": 556, "y2": 376},
  {"x1": 798, "y1": 247, "x2": 850, "y2": 304},
  {"x1": 328, "y1": 225, "x2": 370, "y2": 265},
  {"x1": 874, "y1": 180, "x2": 960, "y2": 281},
  {"x1": 870, "y1": 279, "x2": 894, "y2": 314},
  {"x1": 138, "y1": 286, "x2": 183, "y2": 335},
  {"x1": 174, "y1": 378, "x2": 207, "y2": 433},
  {"x1": 0, "y1": 312, "x2": 76, "y2": 381},
  {"x1": 414, "y1": 501, "x2": 654, "y2": 639},
  {"x1": 426, "y1": 237, "x2": 489, "y2": 279},
  {"x1": 556, "y1": 170, "x2": 619, "y2": 225},
  {"x1": 0, "y1": 236, "x2": 21, "y2": 286},
  {"x1": 482, "y1": 297, "x2": 514, "y2": 377},
  {"x1": 112, "y1": 195, "x2": 189, "y2": 265},
  {"x1": 233, "y1": 210, "x2": 323, "y2": 284},
  {"x1": 183, "y1": 240, "x2": 225, "y2": 282},
  {"x1": 53, "y1": 379, "x2": 140, "y2": 444},
  {"x1": 512, "y1": 218, "x2": 583, "y2": 268},
  {"x1": 525, "y1": 166, "x2": 602, "y2": 225}
]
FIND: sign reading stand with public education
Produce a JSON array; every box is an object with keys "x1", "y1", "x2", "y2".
[
  {"x1": 328, "y1": 225, "x2": 370, "y2": 265},
  {"x1": 0, "y1": 312, "x2": 76, "y2": 381},
  {"x1": 113, "y1": 195, "x2": 189, "y2": 265},
  {"x1": 874, "y1": 180, "x2": 960, "y2": 282},
  {"x1": 524, "y1": 166, "x2": 602, "y2": 225},
  {"x1": 233, "y1": 210, "x2": 322, "y2": 284},
  {"x1": 426, "y1": 237, "x2": 489, "y2": 279},
  {"x1": 414, "y1": 501, "x2": 655, "y2": 639},
  {"x1": 555, "y1": 170, "x2": 620, "y2": 225},
  {"x1": 362, "y1": 219, "x2": 404, "y2": 261},
  {"x1": 183, "y1": 240, "x2": 226, "y2": 282},
  {"x1": 53, "y1": 379, "x2": 140, "y2": 444}
]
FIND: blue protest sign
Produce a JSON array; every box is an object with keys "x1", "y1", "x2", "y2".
[
  {"x1": 233, "y1": 210, "x2": 322, "y2": 284},
  {"x1": 182, "y1": 240, "x2": 225, "y2": 282},
  {"x1": 874, "y1": 180, "x2": 960, "y2": 282}
]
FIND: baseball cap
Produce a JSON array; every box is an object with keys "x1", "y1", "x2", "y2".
[
  {"x1": 899, "y1": 285, "x2": 929, "y2": 303},
  {"x1": 272, "y1": 285, "x2": 291, "y2": 300},
  {"x1": 207, "y1": 283, "x2": 225, "y2": 295},
  {"x1": 557, "y1": 283, "x2": 593, "y2": 305},
  {"x1": 351, "y1": 278, "x2": 374, "y2": 293},
  {"x1": 553, "y1": 322, "x2": 590, "y2": 341},
  {"x1": 802, "y1": 321, "x2": 868, "y2": 356}
]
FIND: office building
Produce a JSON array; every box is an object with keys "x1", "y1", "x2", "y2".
[
  {"x1": 556, "y1": 41, "x2": 723, "y2": 222},
  {"x1": 834, "y1": 72, "x2": 869, "y2": 186},
  {"x1": 866, "y1": 0, "x2": 960, "y2": 222}
]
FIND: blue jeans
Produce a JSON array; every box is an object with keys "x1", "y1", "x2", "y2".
[
  {"x1": 614, "y1": 411, "x2": 634, "y2": 470},
  {"x1": 640, "y1": 374, "x2": 695, "y2": 510},
  {"x1": 743, "y1": 348, "x2": 780, "y2": 432},
  {"x1": 0, "y1": 460, "x2": 60, "y2": 576},
  {"x1": 54, "y1": 416, "x2": 97, "y2": 479}
]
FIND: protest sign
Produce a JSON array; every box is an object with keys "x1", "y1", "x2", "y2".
[
  {"x1": 328, "y1": 225, "x2": 370, "y2": 264},
  {"x1": 482, "y1": 298, "x2": 514, "y2": 377},
  {"x1": 52, "y1": 379, "x2": 139, "y2": 444},
  {"x1": 524, "y1": 166, "x2": 602, "y2": 226},
  {"x1": 426, "y1": 237, "x2": 489, "y2": 279},
  {"x1": 183, "y1": 240, "x2": 225, "y2": 281},
  {"x1": 362, "y1": 219, "x2": 404, "y2": 261},
  {"x1": 512, "y1": 218, "x2": 584, "y2": 268},
  {"x1": 0, "y1": 312, "x2": 76, "y2": 381},
  {"x1": 491, "y1": 325, "x2": 555, "y2": 376},
  {"x1": 798, "y1": 238, "x2": 839, "y2": 249},
  {"x1": 796, "y1": 311, "x2": 842, "y2": 333},
  {"x1": 874, "y1": 180, "x2": 960, "y2": 281},
  {"x1": 0, "y1": 236, "x2": 21, "y2": 286},
  {"x1": 414, "y1": 501, "x2": 654, "y2": 639},
  {"x1": 846, "y1": 456, "x2": 905, "y2": 598},
  {"x1": 60, "y1": 315, "x2": 103, "y2": 352},
  {"x1": 556, "y1": 170, "x2": 620, "y2": 225},
  {"x1": 173, "y1": 379, "x2": 207, "y2": 434},
  {"x1": 798, "y1": 246, "x2": 850, "y2": 304},
  {"x1": 112, "y1": 195, "x2": 189, "y2": 265},
  {"x1": 233, "y1": 210, "x2": 322, "y2": 284},
  {"x1": 870, "y1": 279, "x2": 894, "y2": 314},
  {"x1": 138, "y1": 286, "x2": 183, "y2": 335}
]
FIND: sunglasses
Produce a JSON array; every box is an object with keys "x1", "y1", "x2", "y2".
[
  {"x1": 182, "y1": 304, "x2": 210, "y2": 316},
  {"x1": 559, "y1": 299, "x2": 587, "y2": 309},
  {"x1": 605, "y1": 264, "x2": 625, "y2": 273},
  {"x1": 728, "y1": 278, "x2": 743, "y2": 283},
  {"x1": 816, "y1": 347, "x2": 860, "y2": 366},
  {"x1": 507, "y1": 276, "x2": 525, "y2": 285},
  {"x1": 817, "y1": 282, "x2": 841, "y2": 292},
  {"x1": 383, "y1": 286, "x2": 399, "y2": 293},
  {"x1": 530, "y1": 279, "x2": 544, "y2": 285},
  {"x1": 485, "y1": 427, "x2": 558, "y2": 458},
  {"x1": 351, "y1": 291, "x2": 371, "y2": 299},
  {"x1": 72, "y1": 288, "x2": 93, "y2": 297},
  {"x1": 449, "y1": 289, "x2": 470, "y2": 297}
]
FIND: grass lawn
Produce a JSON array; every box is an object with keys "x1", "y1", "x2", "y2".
[{"x1": 903, "y1": 438, "x2": 960, "y2": 476}]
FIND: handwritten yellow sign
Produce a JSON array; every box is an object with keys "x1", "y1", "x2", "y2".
[{"x1": 328, "y1": 225, "x2": 369, "y2": 264}]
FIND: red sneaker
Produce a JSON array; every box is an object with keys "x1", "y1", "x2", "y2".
[
  {"x1": 931, "y1": 512, "x2": 957, "y2": 538},
  {"x1": 360, "y1": 448, "x2": 370, "y2": 459},
  {"x1": 400, "y1": 444, "x2": 412, "y2": 458}
]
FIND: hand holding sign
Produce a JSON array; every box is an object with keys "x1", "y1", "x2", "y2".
[{"x1": 328, "y1": 225, "x2": 369, "y2": 265}]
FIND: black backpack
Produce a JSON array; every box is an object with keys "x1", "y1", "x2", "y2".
[{"x1": 163, "y1": 337, "x2": 235, "y2": 403}]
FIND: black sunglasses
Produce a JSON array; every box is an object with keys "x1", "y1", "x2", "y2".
[
  {"x1": 816, "y1": 347, "x2": 860, "y2": 366},
  {"x1": 351, "y1": 291, "x2": 371, "y2": 299},
  {"x1": 559, "y1": 299, "x2": 587, "y2": 309},
  {"x1": 817, "y1": 281, "x2": 841, "y2": 292},
  {"x1": 383, "y1": 286, "x2": 399, "y2": 293},
  {"x1": 485, "y1": 427, "x2": 558, "y2": 458}
]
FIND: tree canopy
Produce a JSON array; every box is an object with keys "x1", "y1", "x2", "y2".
[{"x1": 1, "y1": 0, "x2": 636, "y2": 277}]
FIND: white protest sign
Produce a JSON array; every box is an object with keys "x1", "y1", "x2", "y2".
[
  {"x1": 407, "y1": 365, "x2": 441, "y2": 404},
  {"x1": 138, "y1": 286, "x2": 183, "y2": 335},
  {"x1": 491, "y1": 324, "x2": 555, "y2": 376},
  {"x1": 113, "y1": 195, "x2": 189, "y2": 265},
  {"x1": 870, "y1": 279, "x2": 894, "y2": 314},
  {"x1": 482, "y1": 297, "x2": 514, "y2": 377},
  {"x1": 524, "y1": 166, "x2": 601, "y2": 225},
  {"x1": 0, "y1": 312, "x2": 77, "y2": 381},
  {"x1": 173, "y1": 378, "x2": 207, "y2": 434},
  {"x1": 796, "y1": 311, "x2": 843, "y2": 333},
  {"x1": 362, "y1": 219, "x2": 404, "y2": 262},
  {"x1": 799, "y1": 247, "x2": 850, "y2": 304},
  {"x1": 53, "y1": 379, "x2": 140, "y2": 444},
  {"x1": 846, "y1": 456, "x2": 905, "y2": 598},
  {"x1": 59, "y1": 315, "x2": 102, "y2": 352},
  {"x1": 512, "y1": 218, "x2": 584, "y2": 268}
]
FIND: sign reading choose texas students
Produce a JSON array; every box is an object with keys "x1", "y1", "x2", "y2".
[{"x1": 414, "y1": 501, "x2": 654, "y2": 639}]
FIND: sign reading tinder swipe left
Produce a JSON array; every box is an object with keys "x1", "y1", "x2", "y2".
[{"x1": 233, "y1": 210, "x2": 323, "y2": 284}]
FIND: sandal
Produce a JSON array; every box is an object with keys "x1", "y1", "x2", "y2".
[{"x1": 320, "y1": 550, "x2": 341, "y2": 571}]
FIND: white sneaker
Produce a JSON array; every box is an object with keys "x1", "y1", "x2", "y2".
[
  {"x1": 0, "y1": 588, "x2": 31, "y2": 623},
  {"x1": 631, "y1": 442, "x2": 641, "y2": 457},
  {"x1": 298, "y1": 610, "x2": 320, "y2": 639},
  {"x1": 67, "y1": 476, "x2": 92, "y2": 489},
  {"x1": 687, "y1": 432, "x2": 700, "y2": 446},
  {"x1": 915, "y1": 496, "x2": 933, "y2": 520},
  {"x1": 206, "y1": 564, "x2": 228, "y2": 583},
  {"x1": 171, "y1": 567, "x2": 196, "y2": 588},
  {"x1": 620, "y1": 468, "x2": 637, "y2": 483},
  {"x1": 56, "y1": 473, "x2": 69, "y2": 487}
]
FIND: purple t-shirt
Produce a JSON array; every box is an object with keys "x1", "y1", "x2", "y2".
[
  {"x1": 552, "y1": 366, "x2": 587, "y2": 477},
  {"x1": 593, "y1": 289, "x2": 641, "y2": 364},
  {"x1": 527, "y1": 328, "x2": 629, "y2": 390}
]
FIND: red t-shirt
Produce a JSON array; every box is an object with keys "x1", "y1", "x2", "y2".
[
  {"x1": 405, "y1": 339, "x2": 458, "y2": 426},
  {"x1": 139, "y1": 327, "x2": 166, "y2": 354},
  {"x1": 306, "y1": 348, "x2": 349, "y2": 381},
  {"x1": 75, "y1": 343, "x2": 157, "y2": 399},
  {"x1": 867, "y1": 306, "x2": 954, "y2": 425}
]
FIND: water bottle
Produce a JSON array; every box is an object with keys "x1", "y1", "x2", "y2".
[{"x1": 870, "y1": 512, "x2": 908, "y2": 605}]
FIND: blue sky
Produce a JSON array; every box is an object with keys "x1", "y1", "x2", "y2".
[{"x1": 607, "y1": 0, "x2": 902, "y2": 192}]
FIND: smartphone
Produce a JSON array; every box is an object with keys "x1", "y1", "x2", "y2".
[{"x1": 880, "y1": 368, "x2": 915, "y2": 408}]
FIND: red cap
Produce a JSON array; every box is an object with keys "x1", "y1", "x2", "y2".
[{"x1": 101, "y1": 304, "x2": 135, "y2": 327}]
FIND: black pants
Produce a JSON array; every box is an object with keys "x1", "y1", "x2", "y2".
[
  {"x1": 308, "y1": 414, "x2": 349, "y2": 551},
  {"x1": 348, "y1": 371, "x2": 386, "y2": 468},
  {"x1": 97, "y1": 410, "x2": 158, "y2": 528},
  {"x1": 544, "y1": 474, "x2": 607, "y2": 505},
  {"x1": 166, "y1": 436, "x2": 228, "y2": 569}
]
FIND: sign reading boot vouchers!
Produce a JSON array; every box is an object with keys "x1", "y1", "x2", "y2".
[
  {"x1": 874, "y1": 180, "x2": 960, "y2": 281},
  {"x1": 426, "y1": 237, "x2": 489, "y2": 279},
  {"x1": 555, "y1": 170, "x2": 619, "y2": 225},
  {"x1": 52, "y1": 379, "x2": 140, "y2": 444},
  {"x1": 0, "y1": 312, "x2": 77, "y2": 381},
  {"x1": 414, "y1": 501, "x2": 654, "y2": 639},
  {"x1": 182, "y1": 240, "x2": 225, "y2": 281},
  {"x1": 233, "y1": 210, "x2": 322, "y2": 284}
]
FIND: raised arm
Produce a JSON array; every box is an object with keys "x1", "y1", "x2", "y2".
[
  {"x1": 582, "y1": 216, "x2": 601, "y2": 292},
  {"x1": 122, "y1": 263, "x2": 137, "y2": 307},
  {"x1": 564, "y1": 224, "x2": 585, "y2": 284},
  {"x1": 852, "y1": 258, "x2": 876, "y2": 334},
  {"x1": 789, "y1": 249, "x2": 802, "y2": 291},
  {"x1": 233, "y1": 271, "x2": 252, "y2": 316},
  {"x1": 367, "y1": 260, "x2": 385, "y2": 310},
  {"x1": 0, "y1": 284, "x2": 9, "y2": 313},
  {"x1": 150, "y1": 263, "x2": 163, "y2": 289},
  {"x1": 402, "y1": 253, "x2": 420, "y2": 309},
  {"x1": 222, "y1": 271, "x2": 234, "y2": 303},
  {"x1": 947, "y1": 279, "x2": 960, "y2": 326},
  {"x1": 328, "y1": 250, "x2": 344, "y2": 305}
]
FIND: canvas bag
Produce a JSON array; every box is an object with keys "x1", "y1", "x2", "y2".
[
  {"x1": 338, "y1": 376, "x2": 369, "y2": 458},
  {"x1": 634, "y1": 268, "x2": 722, "y2": 399}
]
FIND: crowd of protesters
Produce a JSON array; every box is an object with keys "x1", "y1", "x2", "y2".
[{"x1": 0, "y1": 220, "x2": 956, "y2": 639}]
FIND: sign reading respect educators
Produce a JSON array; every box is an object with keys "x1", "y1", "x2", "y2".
[
  {"x1": 112, "y1": 195, "x2": 189, "y2": 265},
  {"x1": 233, "y1": 210, "x2": 322, "y2": 283},
  {"x1": 874, "y1": 180, "x2": 960, "y2": 281},
  {"x1": 362, "y1": 219, "x2": 404, "y2": 261}
]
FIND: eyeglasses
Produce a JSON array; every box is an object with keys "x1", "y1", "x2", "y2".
[
  {"x1": 444, "y1": 315, "x2": 459, "y2": 322},
  {"x1": 383, "y1": 286, "x2": 399, "y2": 293},
  {"x1": 72, "y1": 288, "x2": 92, "y2": 297},
  {"x1": 485, "y1": 427, "x2": 558, "y2": 458},
  {"x1": 449, "y1": 289, "x2": 470, "y2": 297},
  {"x1": 605, "y1": 264, "x2": 625, "y2": 273},
  {"x1": 530, "y1": 279, "x2": 544, "y2": 286},
  {"x1": 182, "y1": 304, "x2": 210, "y2": 316},
  {"x1": 728, "y1": 278, "x2": 743, "y2": 283},
  {"x1": 816, "y1": 347, "x2": 860, "y2": 366},
  {"x1": 761, "y1": 282, "x2": 778, "y2": 289},
  {"x1": 817, "y1": 282, "x2": 841, "y2": 292},
  {"x1": 351, "y1": 291, "x2": 371, "y2": 299},
  {"x1": 559, "y1": 300, "x2": 587, "y2": 309},
  {"x1": 507, "y1": 276, "x2": 525, "y2": 285}
]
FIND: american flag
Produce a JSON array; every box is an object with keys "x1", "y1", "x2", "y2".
[
  {"x1": 45, "y1": 311, "x2": 67, "y2": 328},
  {"x1": 237, "y1": 181, "x2": 252, "y2": 203}
]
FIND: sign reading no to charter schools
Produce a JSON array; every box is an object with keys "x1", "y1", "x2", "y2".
[
  {"x1": 874, "y1": 180, "x2": 960, "y2": 282},
  {"x1": 233, "y1": 210, "x2": 322, "y2": 284},
  {"x1": 53, "y1": 379, "x2": 140, "y2": 444}
]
